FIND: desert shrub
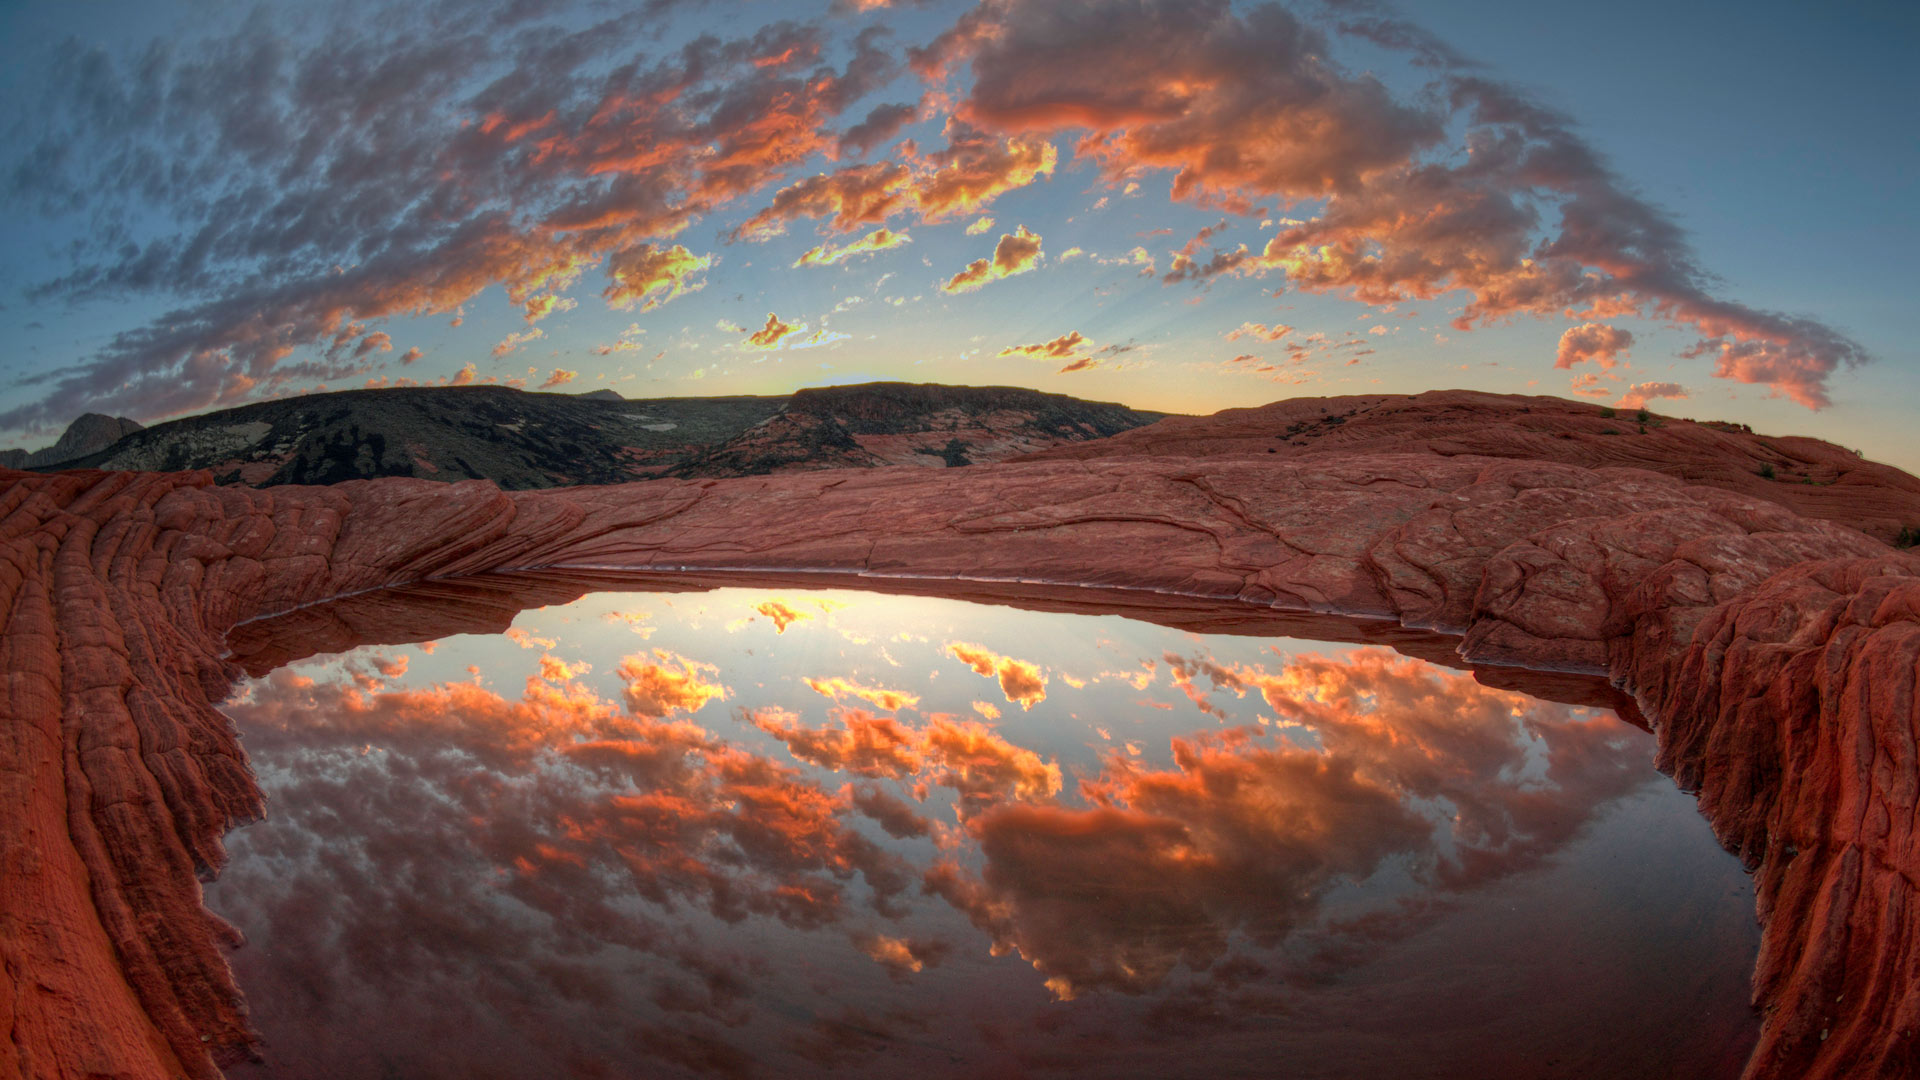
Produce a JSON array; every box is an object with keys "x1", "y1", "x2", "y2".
[{"x1": 1759, "y1": 462, "x2": 1776, "y2": 480}]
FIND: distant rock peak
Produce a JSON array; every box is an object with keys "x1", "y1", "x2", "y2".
[{"x1": 0, "y1": 411, "x2": 144, "y2": 469}]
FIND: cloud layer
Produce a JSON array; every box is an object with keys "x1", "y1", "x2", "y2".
[{"x1": 0, "y1": 0, "x2": 1870, "y2": 436}]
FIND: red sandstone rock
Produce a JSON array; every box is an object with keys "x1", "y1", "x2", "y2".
[
  {"x1": 1020, "y1": 389, "x2": 1920, "y2": 545},
  {"x1": 1, "y1": 401, "x2": 1917, "y2": 1078}
]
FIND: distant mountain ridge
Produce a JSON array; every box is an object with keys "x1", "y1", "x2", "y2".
[
  {"x1": 0, "y1": 413, "x2": 144, "y2": 469},
  {"x1": 21, "y1": 383, "x2": 1165, "y2": 489}
]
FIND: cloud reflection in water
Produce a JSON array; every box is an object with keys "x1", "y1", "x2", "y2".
[{"x1": 210, "y1": 588, "x2": 1759, "y2": 1079}]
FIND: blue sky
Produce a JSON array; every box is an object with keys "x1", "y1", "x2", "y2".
[{"x1": 2, "y1": 0, "x2": 1913, "y2": 468}]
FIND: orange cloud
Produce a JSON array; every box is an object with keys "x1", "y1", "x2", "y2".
[
  {"x1": 538, "y1": 368, "x2": 577, "y2": 389},
  {"x1": 752, "y1": 706, "x2": 925, "y2": 779},
  {"x1": 921, "y1": 717, "x2": 1062, "y2": 804},
  {"x1": 491, "y1": 327, "x2": 544, "y2": 357},
  {"x1": 940, "y1": 1, "x2": 1434, "y2": 211},
  {"x1": 3, "y1": 14, "x2": 917, "y2": 431},
  {"x1": 947, "y1": 642, "x2": 1047, "y2": 710},
  {"x1": 734, "y1": 162, "x2": 916, "y2": 241},
  {"x1": 602, "y1": 244, "x2": 711, "y2": 312},
  {"x1": 1617, "y1": 381, "x2": 1688, "y2": 409},
  {"x1": 941, "y1": 225, "x2": 1043, "y2": 294},
  {"x1": 537, "y1": 653, "x2": 589, "y2": 682},
  {"x1": 1225, "y1": 321, "x2": 1294, "y2": 343},
  {"x1": 592, "y1": 322, "x2": 646, "y2": 356},
  {"x1": 521, "y1": 294, "x2": 578, "y2": 324},
  {"x1": 851, "y1": 932, "x2": 949, "y2": 978},
  {"x1": 909, "y1": 0, "x2": 1868, "y2": 408},
  {"x1": 224, "y1": 652, "x2": 917, "y2": 974},
  {"x1": 735, "y1": 129, "x2": 1054, "y2": 241},
  {"x1": 1162, "y1": 651, "x2": 1248, "y2": 719},
  {"x1": 399, "y1": 346, "x2": 424, "y2": 365},
  {"x1": 803, "y1": 676, "x2": 921, "y2": 713},
  {"x1": 1555, "y1": 323, "x2": 1635, "y2": 369},
  {"x1": 753, "y1": 599, "x2": 812, "y2": 633},
  {"x1": 1568, "y1": 371, "x2": 1611, "y2": 398},
  {"x1": 965, "y1": 216, "x2": 995, "y2": 235},
  {"x1": 996, "y1": 331, "x2": 1088, "y2": 361},
  {"x1": 744, "y1": 312, "x2": 805, "y2": 350},
  {"x1": 792, "y1": 227, "x2": 912, "y2": 268},
  {"x1": 748, "y1": 704, "x2": 1059, "y2": 808},
  {"x1": 352, "y1": 330, "x2": 393, "y2": 358},
  {"x1": 927, "y1": 647, "x2": 1648, "y2": 1000},
  {"x1": 995, "y1": 329, "x2": 1130, "y2": 373},
  {"x1": 914, "y1": 131, "x2": 1057, "y2": 222},
  {"x1": 617, "y1": 650, "x2": 725, "y2": 717}
]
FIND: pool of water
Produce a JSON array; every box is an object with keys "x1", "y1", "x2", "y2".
[{"x1": 207, "y1": 585, "x2": 1761, "y2": 1079}]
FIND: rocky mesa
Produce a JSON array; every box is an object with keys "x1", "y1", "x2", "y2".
[{"x1": 27, "y1": 381, "x2": 1162, "y2": 489}]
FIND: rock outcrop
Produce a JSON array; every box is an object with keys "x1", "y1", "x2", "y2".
[
  {"x1": 0, "y1": 413, "x2": 143, "y2": 470},
  {"x1": 661, "y1": 381, "x2": 1163, "y2": 476},
  {"x1": 42, "y1": 382, "x2": 1161, "y2": 489},
  {"x1": 1020, "y1": 389, "x2": 1920, "y2": 546},
  {"x1": 1, "y1": 419, "x2": 1916, "y2": 1077}
]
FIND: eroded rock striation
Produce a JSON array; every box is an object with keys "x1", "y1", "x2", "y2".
[
  {"x1": 1022, "y1": 389, "x2": 1920, "y2": 546},
  {"x1": 1, "y1": 420, "x2": 1916, "y2": 1077}
]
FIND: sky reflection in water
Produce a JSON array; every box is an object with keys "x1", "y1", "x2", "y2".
[{"x1": 208, "y1": 587, "x2": 1761, "y2": 1079}]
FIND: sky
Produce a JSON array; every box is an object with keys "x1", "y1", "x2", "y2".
[{"x1": 1, "y1": 0, "x2": 1914, "y2": 469}]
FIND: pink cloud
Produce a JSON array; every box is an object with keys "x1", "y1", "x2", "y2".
[
  {"x1": 1617, "y1": 381, "x2": 1688, "y2": 409},
  {"x1": 1555, "y1": 323, "x2": 1635, "y2": 369}
]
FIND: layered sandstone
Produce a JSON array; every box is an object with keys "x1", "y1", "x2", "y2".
[
  {"x1": 1021, "y1": 389, "x2": 1920, "y2": 546},
  {"x1": 1, "y1": 424, "x2": 1916, "y2": 1077}
]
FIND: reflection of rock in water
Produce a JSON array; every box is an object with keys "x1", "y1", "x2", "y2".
[
  {"x1": 2, "y1": 407, "x2": 1917, "y2": 1078},
  {"x1": 208, "y1": 595, "x2": 1755, "y2": 1079}
]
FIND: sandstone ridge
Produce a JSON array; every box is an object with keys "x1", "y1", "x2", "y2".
[
  {"x1": 1, "y1": 406, "x2": 1916, "y2": 1077},
  {"x1": 1020, "y1": 388, "x2": 1920, "y2": 546}
]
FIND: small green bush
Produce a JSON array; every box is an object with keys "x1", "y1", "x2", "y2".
[
  {"x1": 1758, "y1": 462, "x2": 1776, "y2": 480},
  {"x1": 1896, "y1": 526, "x2": 1920, "y2": 549},
  {"x1": 1598, "y1": 407, "x2": 1616, "y2": 418},
  {"x1": 1635, "y1": 408, "x2": 1650, "y2": 423}
]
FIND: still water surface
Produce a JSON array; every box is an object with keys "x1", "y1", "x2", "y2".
[{"x1": 208, "y1": 587, "x2": 1761, "y2": 1079}]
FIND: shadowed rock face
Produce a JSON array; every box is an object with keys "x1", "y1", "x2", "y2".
[
  {"x1": 662, "y1": 382, "x2": 1164, "y2": 477},
  {"x1": 38, "y1": 382, "x2": 1162, "y2": 489},
  {"x1": 0, "y1": 412, "x2": 144, "y2": 469},
  {"x1": 1, "y1": 416, "x2": 1917, "y2": 1077}
]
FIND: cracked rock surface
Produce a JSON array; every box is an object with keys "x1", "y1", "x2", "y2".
[{"x1": 1, "y1": 416, "x2": 1916, "y2": 1077}]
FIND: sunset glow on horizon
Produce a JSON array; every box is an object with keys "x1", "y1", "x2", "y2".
[{"x1": 1, "y1": 0, "x2": 1912, "y2": 468}]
